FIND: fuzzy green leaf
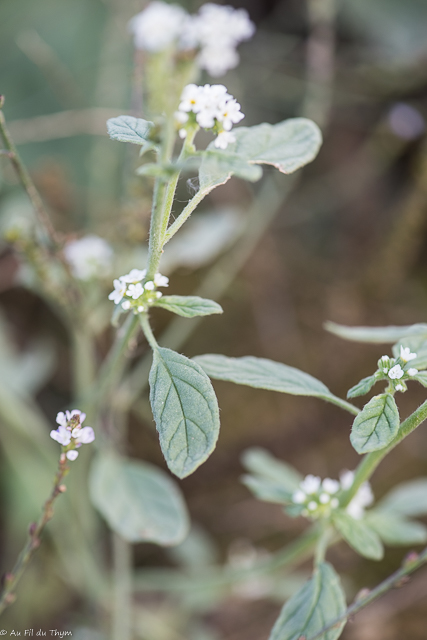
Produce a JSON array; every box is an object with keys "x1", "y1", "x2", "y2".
[
  {"x1": 350, "y1": 393, "x2": 399, "y2": 454},
  {"x1": 414, "y1": 371, "x2": 427, "y2": 387},
  {"x1": 269, "y1": 562, "x2": 346, "y2": 640},
  {"x1": 90, "y1": 453, "x2": 189, "y2": 545},
  {"x1": 377, "y1": 478, "x2": 427, "y2": 517},
  {"x1": 325, "y1": 321, "x2": 427, "y2": 344},
  {"x1": 107, "y1": 115, "x2": 156, "y2": 153},
  {"x1": 241, "y1": 448, "x2": 302, "y2": 504},
  {"x1": 193, "y1": 354, "x2": 347, "y2": 407},
  {"x1": 332, "y1": 511, "x2": 384, "y2": 560},
  {"x1": 199, "y1": 118, "x2": 322, "y2": 193},
  {"x1": 347, "y1": 374, "x2": 377, "y2": 398},
  {"x1": 366, "y1": 511, "x2": 427, "y2": 546},
  {"x1": 154, "y1": 295, "x2": 223, "y2": 318},
  {"x1": 149, "y1": 347, "x2": 220, "y2": 478}
]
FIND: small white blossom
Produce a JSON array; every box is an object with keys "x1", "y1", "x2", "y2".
[
  {"x1": 179, "y1": 128, "x2": 187, "y2": 139},
  {"x1": 388, "y1": 364, "x2": 404, "y2": 379},
  {"x1": 179, "y1": 84, "x2": 206, "y2": 113},
  {"x1": 144, "y1": 281, "x2": 155, "y2": 291},
  {"x1": 308, "y1": 501, "x2": 317, "y2": 511},
  {"x1": 127, "y1": 283, "x2": 145, "y2": 299},
  {"x1": 177, "y1": 83, "x2": 244, "y2": 139},
  {"x1": 122, "y1": 300, "x2": 131, "y2": 310},
  {"x1": 50, "y1": 426, "x2": 72, "y2": 446},
  {"x1": 154, "y1": 273, "x2": 169, "y2": 287},
  {"x1": 109, "y1": 279, "x2": 127, "y2": 305},
  {"x1": 300, "y1": 475, "x2": 321, "y2": 494},
  {"x1": 197, "y1": 45, "x2": 239, "y2": 77},
  {"x1": 339, "y1": 470, "x2": 354, "y2": 490},
  {"x1": 322, "y1": 478, "x2": 340, "y2": 494},
  {"x1": 129, "y1": 1, "x2": 188, "y2": 52},
  {"x1": 407, "y1": 368, "x2": 418, "y2": 376},
  {"x1": 292, "y1": 490, "x2": 306, "y2": 504},
  {"x1": 66, "y1": 450, "x2": 79, "y2": 461},
  {"x1": 400, "y1": 346, "x2": 417, "y2": 362},
  {"x1": 74, "y1": 426, "x2": 95, "y2": 444},
  {"x1": 64, "y1": 235, "x2": 113, "y2": 281},
  {"x1": 216, "y1": 97, "x2": 244, "y2": 131},
  {"x1": 214, "y1": 130, "x2": 236, "y2": 149},
  {"x1": 339, "y1": 469, "x2": 374, "y2": 520},
  {"x1": 395, "y1": 384, "x2": 405, "y2": 391},
  {"x1": 319, "y1": 493, "x2": 330, "y2": 504},
  {"x1": 119, "y1": 268, "x2": 146, "y2": 284}
]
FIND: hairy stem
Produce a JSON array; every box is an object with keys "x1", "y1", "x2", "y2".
[
  {"x1": 139, "y1": 313, "x2": 158, "y2": 351},
  {"x1": 0, "y1": 453, "x2": 70, "y2": 616}
]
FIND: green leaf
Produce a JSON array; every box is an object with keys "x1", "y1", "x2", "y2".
[
  {"x1": 377, "y1": 478, "x2": 427, "y2": 517},
  {"x1": 241, "y1": 449, "x2": 302, "y2": 504},
  {"x1": 347, "y1": 374, "x2": 377, "y2": 398},
  {"x1": 350, "y1": 393, "x2": 399, "y2": 454},
  {"x1": 199, "y1": 118, "x2": 322, "y2": 193},
  {"x1": 90, "y1": 452, "x2": 189, "y2": 545},
  {"x1": 107, "y1": 116, "x2": 156, "y2": 154},
  {"x1": 136, "y1": 163, "x2": 177, "y2": 179},
  {"x1": 149, "y1": 347, "x2": 220, "y2": 478},
  {"x1": 332, "y1": 511, "x2": 384, "y2": 560},
  {"x1": 193, "y1": 354, "x2": 347, "y2": 406},
  {"x1": 242, "y1": 448, "x2": 302, "y2": 488},
  {"x1": 325, "y1": 321, "x2": 427, "y2": 344},
  {"x1": 366, "y1": 511, "x2": 427, "y2": 546},
  {"x1": 413, "y1": 371, "x2": 427, "y2": 387},
  {"x1": 154, "y1": 295, "x2": 223, "y2": 318},
  {"x1": 269, "y1": 562, "x2": 346, "y2": 640}
]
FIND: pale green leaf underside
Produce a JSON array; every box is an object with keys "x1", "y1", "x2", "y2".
[
  {"x1": 332, "y1": 511, "x2": 384, "y2": 560},
  {"x1": 366, "y1": 511, "x2": 427, "y2": 546},
  {"x1": 199, "y1": 118, "x2": 322, "y2": 192},
  {"x1": 193, "y1": 354, "x2": 345, "y2": 406},
  {"x1": 89, "y1": 452, "x2": 189, "y2": 545},
  {"x1": 241, "y1": 475, "x2": 294, "y2": 504},
  {"x1": 154, "y1": 295, "x2": 223, "y2": 318},
  {"x1": 347, "y1": 374, "x2": 377, "y2": 399},
  {"x1": 325, "y1": 321, "x2": 427, "y2": 344},
  {"x1": 377, "y1": 478, "x2": 427, "y2": 517},
  {"x1": 350, "y1": 393, "x2": 399, "y2": 454},
  {"x1": 149, "y1": 347, "x2": 220, "y2": 478},
  {"x1": 242, "y1": 448, "x2": 303, "y2": 488},
  {"x1": 269, "y1": 562, "x2": 346, "y2": 640},
  {"x1": 107, "y1": 115, "x2": 156, "y2": 151}
]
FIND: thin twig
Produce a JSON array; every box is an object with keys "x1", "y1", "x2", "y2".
[{"x1": 0, "y1": 453, "x2": 70, "y2": 616}]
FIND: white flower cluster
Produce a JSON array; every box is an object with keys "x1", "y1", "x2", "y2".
[
  {"x1": 50, "y1": 410, "x2": 95, "y2": 461},
  {"x1": 108, "y1": 268, "x2": 168, "y2": 313},
  {"x1": 177, "y1": 83, "x2": 244, "y2": 149},
  {"x1": 292, "y1": 471, "x2": 373, "y2": 520},
  {"x1": 128, "y1": 2, "x2": 255, "y2": 77},
  {"x1": 64, "y1": 235, "x2": 113, "y2": 281},
  {"x1": 378, "y1": 346, "x2": 418, "y2": 392}
]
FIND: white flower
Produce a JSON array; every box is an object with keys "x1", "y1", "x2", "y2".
[
  {"x1": 57, "y1": 410, "x2": 85, "y2": 426},
  {"x1": 308, "y1": 501, "x2": 317, "y2": 511},
  {"x1": 119, "y1": 268, "x2": 146, "y2": 284},
  {"x1": 347, "y1": 482, "x2": 374, "y2": 520},
  {"x1": 400, "y1": 346, "x2": 417, "y2": 362},
  {"x1": 50, "y1": 426, "x2": 72, "y2": 446},
  {"x1": 129, "y1": 1, "x2": 188, "y2": 52},
  {"x1": 322, "y1": 478, "x2": 340, "y2": 494},
  {"x1": 339, "y1": 469, "x2": 354, "y2": 490},
  {"x1": 73, "y1": 426, "x2": 95, "y2": 444},
  {"x1": 108, "y1": 279, "x2": 127, "y2": 305},
  {"x1": 319, "y1": 493, "x2": 330, "y2": 504},
  {"x1": 197, "y1": 45, "x2": 239, "y2": 77},
  {"x1": 64, "y1": 235, "x2": 113, "y2": 281},
  {"x1": 66, "y1": 450, "x2": 79, "y2": 461},
  {"x1": 127, "y1": 283, "x2": 145, "y2": 299},
  {"x1": 216, "y1": 97, "x2": 244, "y2": 131},
  {"x1": 175, "y1": 110, "x2": 189, "y2": 124},
  {"x1": 179, "y1": 84, "x2": 206, "y2": 113},
  {"x1": 122, "y1": 300, "x2": 131, "y2": 310},
  {"x1": 56, "y1": 412, "x2": 68, "y2": 427},
  {"x1": 154, "y1": 273, "x2": 169, "y2": 287},
  {"x1": 214, "y1": 131, "x2": 236, "y2": 149},
  {"x1": 395, "y1": 384, "x2": 405, "y2": 391},
  {"x1": 407, "y1": 368, "x2": 418, "y2": 376},
  {"x1": 292, "y1": 490, "x2": 306, "y2": 504},
  {"x1": 388, "y1": 364, "x2": 404, "y2": 379},
  {"x1": 144, "y1": 281, "x2": 155, "y2": 291},
  {"x1": 300, "y1": 475, "x2": 321, "y2": 494}
]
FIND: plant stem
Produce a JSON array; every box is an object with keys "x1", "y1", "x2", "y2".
[
  {"x1": 341, "y1": 398, "x2": 427, "y2": 507},
  {"x1": 112, "y1": 533, "x2": 133, "y2": 640},
  {"x1": 139, "y1": 313, "x2": 158, "y2": 351},
  {"x1": 0, "y1": 102, "x2": 59, "y2": 245},
  {"x1": 0, "y1": 453, "x2": 70, "y2": 616},
  {"x1": 327, "y1": 395, "x2": 359, "y2": 416},
  {"x1": 306, "y1": 547, "x2": 427, "y2": 640},
  {"x1": 163, "y1": 187, "x2": 207, "y2": 244}
]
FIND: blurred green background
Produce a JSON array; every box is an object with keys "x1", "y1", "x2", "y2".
[{"x1": 2, "y1": 0, "x2": 427, "y2": 638}]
